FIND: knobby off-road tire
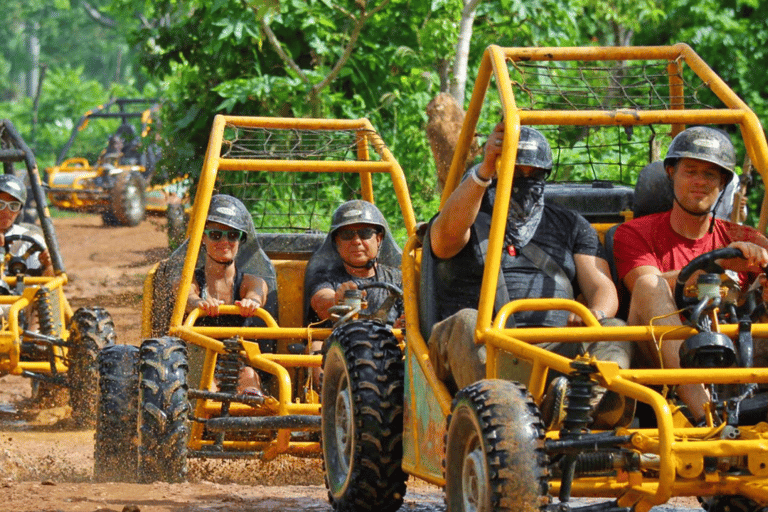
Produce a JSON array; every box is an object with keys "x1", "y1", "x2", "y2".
[
  {"x1": 94, "y1": 344, "x2": 139, "y2": 482},
  {"x1": 68, "y1": 307, "x2": 117, "y2": 428},
  {"x1": 321, "y1": 320, "x2": 407, "y2": 512},
  {"x1": 445, "y1": 380, "x2": 550, "y2": 512},
  {"x1": 166, "y1": 202, "x2": 186, "y2": 250},
  {"x1": 138, "y1": 336, "x2": 190, "y2": 483},
  {"x1": 108, "y1": 171, "x2": 146, "y2": 227}
]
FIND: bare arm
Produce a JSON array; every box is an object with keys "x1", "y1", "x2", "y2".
[
  {"x1": 430, "y1": 122, "x2": 503, "y2": 259},
  {"x1": 186, "y1": 278, "x2": 223, "y2": 315},
  {"x1": 570, "y1": 254, "x2": 618, "y2": 324},
  {"x1": 310, "y1": 281, "x2": 361, "y2": 321},
  {"x1": 236, "y1": 275, "x2": 268, "y2": 316}
]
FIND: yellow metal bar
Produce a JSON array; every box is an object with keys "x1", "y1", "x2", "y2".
[
  {"x1": 216, "y1": 159, "x2": 396, "y2": 173},
  {"x1": 169, "y1": 115, "x2": 227, "y2": 329},
  {"x1": 518, "y1": 109, "x2": 745, "y2": 126},
  {"x1": 401, "y1": 235, "x2": 454, "y2": 416}
]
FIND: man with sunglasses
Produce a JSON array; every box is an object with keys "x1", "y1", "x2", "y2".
[
  {"x1": 308, "y1": 199, "x2": 403, "y2": 327},
  {"x1": 0, "y1": 174, "x2": 53, "y2": 282},
  {"x1": 426, "y1": 123, "x2": 631, "y2": 429}
]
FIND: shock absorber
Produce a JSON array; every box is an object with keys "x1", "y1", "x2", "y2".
[
  {"x1": 559, "y1": 360, "x2": 598, "y2": 502},
  {"x1": 216, "y1": 337, "x2": 242, "y2": 396},
  {"x1": 211, "y1": 337, "x2": 243, "y2": 450},
  {"x1": 35, "y1": 287, "x2": 55, "y2": 335}
]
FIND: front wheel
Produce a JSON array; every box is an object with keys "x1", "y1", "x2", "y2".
[
  {"x1": 68, "y1": 307, "x2": 117, "y2": 428},
  {"x1": 94, "y1": 344, "x2": 139, "y2": 482},
  {"x1": 321, "y1": 320, "x2": 407, "y2": 512},
  {"x1": 137, "y1": 336, "x2": 190, "y2": 483},
  {"x1": 109, "y1": 171, "x2": 146, "y2": 227},
  {"x1": 445, "y1": 380, "x2": 550, "y2": 512}
]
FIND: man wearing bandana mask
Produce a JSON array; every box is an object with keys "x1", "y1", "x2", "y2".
[{"x1": 426, "y1": 122, "x2": 631, "y2": 429}]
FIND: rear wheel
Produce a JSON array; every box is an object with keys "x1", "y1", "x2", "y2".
[
  {"x1": 137, "y1": 336, "x2": 190, "y2": 483},
  {"x1": 109, "y1": 171, "x2": 146, "y2": 226},
  {"x1": 68, "y1": 307, "x2": 117, "y2": 428},
  {"x1": 94, "y1": 344, "x2": 139, "y2": 482},
  {"x1": 445, "y1": 380, "x2": 550, "y2": 512},
  {"x1": 321, "y1": 320, "x2": 407, "y2": 512}
]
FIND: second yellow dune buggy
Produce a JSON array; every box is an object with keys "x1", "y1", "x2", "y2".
[{"x1": 92, "y1": 115, "x2": 416, "y2": 482}]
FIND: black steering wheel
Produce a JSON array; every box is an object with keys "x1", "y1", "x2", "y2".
[
  {"x1": 674, "y1": 247, "x2": 745, "y2": 314},
  {"x1": 358, "y1": 281, "x2": 404, "y2": 323},
  {"x1": 3, "y1": 233, "x2": 47, "y2": 277},
  {"x1": 329, "y1": 281, "x2": 403, "y2": 326}
]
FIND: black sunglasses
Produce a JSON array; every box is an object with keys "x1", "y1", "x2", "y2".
[
  {"x1": 204, "y1": 229, "x2": 244, "y2": 242},
  {"x1": 336, "y1": 227, "x2": 378, "y2": 241}
]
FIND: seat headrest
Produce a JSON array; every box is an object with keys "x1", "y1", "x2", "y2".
[{"x1": 633, "y1": 161, "x2": 673, "y2": 218}]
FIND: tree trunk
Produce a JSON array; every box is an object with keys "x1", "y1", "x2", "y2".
[
  {"x1": 449, "y1": 0, "x2": 481, "y2": 103},
  {"x1": 425, "y1": 92, "x2": 480, "y2": 193}
]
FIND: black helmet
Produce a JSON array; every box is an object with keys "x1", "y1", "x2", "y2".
[
  {"x1": 664, "y1": 126, "x2": 736, "y2": 182},
  {"x1": 206, "y1": 194, "x2": 251, "y2": 240},
  {"x1": 516, "y1": 127, "x2": 553, "y2": 175},
  {"x1": 0, "y1": 174, "x2": 27, "y2": 204},
  {"x1": 330, "y1": 200, "x2": 387, "y2": 236}
]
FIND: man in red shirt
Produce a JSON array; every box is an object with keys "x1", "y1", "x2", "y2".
[{"x1": 614, "y1": 126, "x2": 768, "y2": 421}]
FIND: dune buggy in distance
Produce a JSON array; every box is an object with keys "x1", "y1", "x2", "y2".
[
  {"x1": 45, "y1": 98, "x2": 190, "y2": 228},
  {"x1": 319, "y1": 44, "x2": 768, "y2": 512},
  {"x1": 0, "y1": 119, "x2": 116, "y2": 427},
  {"x1": 92, "y1": 115, "x2": 416, "y2": 482}
]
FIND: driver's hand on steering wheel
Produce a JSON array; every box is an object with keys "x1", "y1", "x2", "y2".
[
  {"x1": 722, "y1": 241, "x2": 768, "y2": 271},
  {"x1": 39, "y1": 249, "x2": 51, "y2": 270},
  {"x1": 334, "y1": 281, "x2": 366, "y2": 304}
]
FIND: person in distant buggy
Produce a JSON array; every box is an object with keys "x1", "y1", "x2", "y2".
[{"x1": 0, "y1": 174, "x2": 53, "y2": 282}]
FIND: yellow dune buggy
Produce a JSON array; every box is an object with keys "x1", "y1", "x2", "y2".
[
  {"x1": 44, "y1": 98, "x2": 190, "y2": 229},
  {"x1": 92, "y1": 115, "x2": 416, "y2": 482},
  {"x1": 0, "y1": 119, "x2": 116, "y2": 427},
  {"x1": 319, "y1": 44, "x2": 768, "y2": 512}
]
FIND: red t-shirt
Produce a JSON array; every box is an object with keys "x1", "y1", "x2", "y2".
[{"x1": 613, "y1": 211, "x2": 733, "y2": 281}]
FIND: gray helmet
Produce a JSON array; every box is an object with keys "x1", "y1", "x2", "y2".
[
  {"x1": 663, "y1": 126, "x2": 736, "y2": 181},
  {"x1": 516, "y1": 126, "x2": 553, "y2": 175},
  {"x1": 0, "y1": 174, "x2": 27, "y2": 204},
  {"x1": 206, "y1": 194, "x2": 250, "y2": 240},
  {"x1": 330, "y1": 200, "x2": 387, "y2": 236}
]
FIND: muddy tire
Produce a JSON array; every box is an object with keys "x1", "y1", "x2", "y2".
[
  {"x1": 94, "y1": 344, "x2": 139, "y2": 482},
  {"x1": 109, "y1": 170, "x2": 146, "y2": 227},
  {"x1": 166, "y1": 202, "x2": 186, "y2": 250},
  {"x1": 321, "y1": 320, "x2": 406, "y2": 512},
  {"x1": 137, "y1": 336, "x2": 190, "y2": 483},
  {"x1": 445, "y1": 380, "x2": 550, "y2": 512},
  {"x1": 68, "y1": 307, "x2": 117, "y2": 428}
]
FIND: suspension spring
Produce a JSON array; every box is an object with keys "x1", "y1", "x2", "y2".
[
  {"x1": 562, "y1": 361, "x2": 597, "y2": 435},
  {"x1": 215, "y1": 337, "x2": 242, "y2": 395},
  {"x1": 35, "y1": 287, "x2": 55, "y2": 335}
]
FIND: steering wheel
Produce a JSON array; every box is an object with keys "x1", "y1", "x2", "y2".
[
  {"x1": 358, "y1": 281, "x2": 404, "y2": 324},
  {"x1": 674, "y1": 247, "x2": 745, "y2": 315},
  {"x1": 3, "y1": 233, "x2": 47, "y2": 277}
]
